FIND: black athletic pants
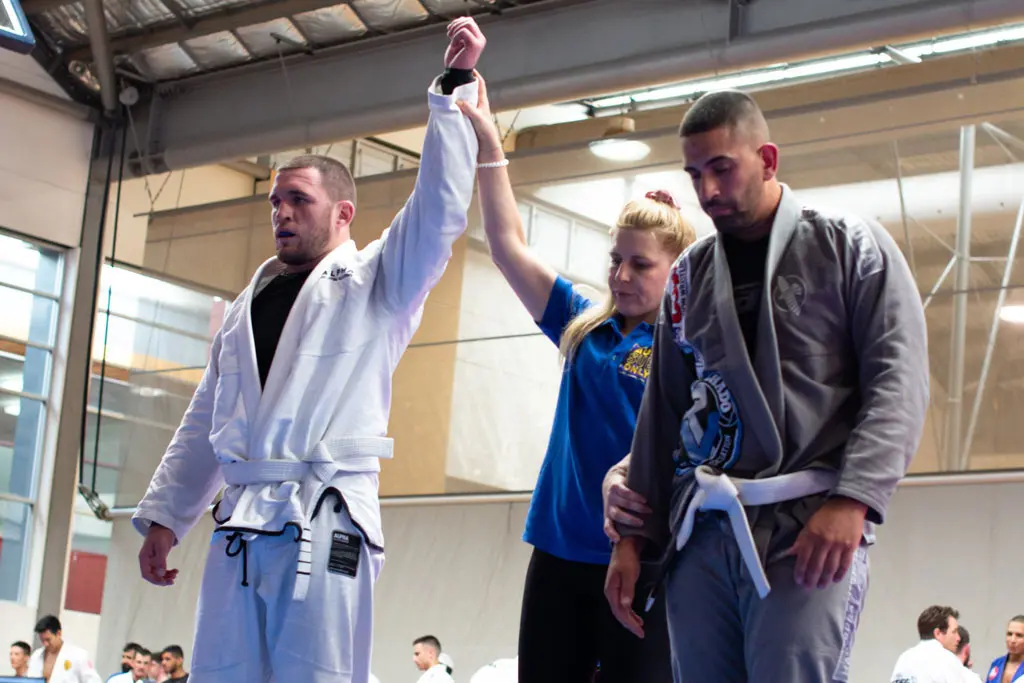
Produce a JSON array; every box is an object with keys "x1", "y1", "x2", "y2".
[{"x1": 518, "y1": 548, "x2": 673, "y2": 683}]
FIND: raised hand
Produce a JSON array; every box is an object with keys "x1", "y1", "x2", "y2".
[
  {"x1": 139, "y1": 523, "x2": 179, "y2": 586},
  {"x1": 445, "y1": 16, "x2": 486, "y2": 71},
  {"x1": 455, "y1": 72, "x2": 503, "y2": 162}
]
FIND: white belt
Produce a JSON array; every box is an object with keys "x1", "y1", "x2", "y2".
[
  {"x1": 218, "y1": 436, "x2": 392, "y2": 601},
  {"x1": 674, "y1": 465, "x2": 838, "y2": 599}
]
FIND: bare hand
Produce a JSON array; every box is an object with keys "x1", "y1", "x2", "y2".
[
  {"x1": 785, "y1": 497, "x2": 867, "y2": 589},
  {"x1": 445, "y1": 17, "x2": 486, "y2": 71},
  {"x1": 455, "y1": 72, "x2": 504, "y2": 162},
  {"x1": 604, "y1": 537, "x2": 645, "y2": 638},
  {"x1": 602, "y1": 467, "x2": 650, "y2": 543},
  {"x1": 139, "y1": 523, "x2": 179, "y2": 586}
]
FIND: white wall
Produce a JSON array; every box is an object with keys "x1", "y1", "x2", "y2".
[
  {"x1": 0, "y1": 50, "x2": 71, "y2": 100},
  {"x1": 445, "y1": 246, "x2": 562, "y2": 491},
  {"x1": 0, "y1": 89, "x2": 93, "y2": 247}
]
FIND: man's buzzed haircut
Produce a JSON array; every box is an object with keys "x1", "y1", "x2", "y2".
[
  {"x1": 277, "y1": 154, "x2": 357, "y2": 206},
  {"x1": 413, "y1": 635, "x2": 442, "y2": 652},
  {"x1": 679, "y1": 90, "x2": 769, "y2": 140}
]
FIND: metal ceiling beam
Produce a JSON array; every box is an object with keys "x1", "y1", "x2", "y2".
[
  {"x1": 127, "y1": 0, "x2": 1024, "y2": 173},
  {"x1": 83, "y1": 0, "x2": 118, "y2": 114}
]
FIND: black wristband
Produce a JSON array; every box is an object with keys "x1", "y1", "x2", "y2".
[{"x1": 439, "y1": 67, "x2": 476, "y2": 95}]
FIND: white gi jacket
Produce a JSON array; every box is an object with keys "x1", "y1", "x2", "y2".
[
  {"x1": 891, "y1": 639, "x2": 973, "y2": 683},
  {"x1": 132, "y1": 79, "x2": 479, "y2": 588},
  {"x1": 27, "y1": 642, "x2": 103, "y2": 683},
  {"x1": 417, "y1": 664, "x2": 455, "y2": 683}
]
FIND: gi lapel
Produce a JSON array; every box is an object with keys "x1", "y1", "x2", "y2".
[
  {"x1": 753, "y1": 187, "x2": 802, "y2": 474},
  {"x1": 239, "y1": 260, "x2": 277, "y2": 422},
  {"x1": 254, "y1": 240, "x2": 357, "y2": 430},
  {"x1": 712, "y1": 239, "x2": 780, "y2": 470}
]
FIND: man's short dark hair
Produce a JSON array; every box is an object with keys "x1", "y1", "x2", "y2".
[
  {"x1": 161, "y1": 645, "x2": 184, "y2": 659},
  {"x1": 11, "y1": 641, "x2": 31, "y2": 655},
  {"x1": 277, "y1": 154, "x2": 357, "y2": 206},
  {"x1": 957, "y1": 625, "x2": 970, "y2": 652},
  {"x1": 413, "y1": 635, "x2": 442, "y2": 652},
  {"x1": 135, "y1": 647, "x2": 152, "y2": 659},
  {"x1": 33, "y1": 615, "x2": 61, "y2": 635},
  {"x1": 679, "y1": 90, "x2": 767, "y2": 138},
  {"x1": 1011, "y1": 614, "x2": 1024, "y2": 624},
  {"x1": 123, "y1": 642, "x2": 141, "y2": 654},
  {"x1": 918, "y1": 605, "x2": 960, "y2": 640}
]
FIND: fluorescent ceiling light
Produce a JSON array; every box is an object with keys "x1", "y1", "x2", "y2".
[
  {"x1": 999, "y1": 305, "x2": 1024, "y2": 324},
  {"x1": 587, "y1": 23, "x2": 1024, "y2": 110},
  {"x1": 588, "y1": 139, "x2": 651, "y2": 162}
]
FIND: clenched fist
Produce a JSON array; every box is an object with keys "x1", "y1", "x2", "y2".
[{"x1": 445, "y1": 16, "x2": 486, "y2": 71}]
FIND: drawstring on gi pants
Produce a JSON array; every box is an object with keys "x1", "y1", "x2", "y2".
[{"x1": 225, "y1": 532, "x2": 250, "y2": 587}]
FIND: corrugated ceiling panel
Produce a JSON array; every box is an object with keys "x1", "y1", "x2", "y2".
[
  {"x1": 235, "y1": 18, "x2": 308, "y2": 56},
  {"x1": 134, "y1": 43, "x2": 199, "y2": 80},
  {"x1": 181, "y1": 0, "x2": 256, "y2": 17},
  {"x1": 104, "y1": 0, "x2": 175, "y2": 33},
  {"x1": 184, "y1": 30, "x2": 252, "y2": 69},
  {"x1": 291, "y1": 4, "x2": 366, "y2": 45},
  {"x1": 34, "y1": 3, "x2": 89, "y2": 44},
  {"x1": 420, "y1": 0, "x2": 497, "y2": 14},
  {"x1": 351, "y1": 0, "x2": 428, "y2": 30}
]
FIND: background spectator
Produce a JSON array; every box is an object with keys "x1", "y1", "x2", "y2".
[
  {"x1": 159, "y1": 646, "x2": 188, "y2": 682},
  {"x1": 9, "y1": 641, "x2": 30, "y2": 678}
]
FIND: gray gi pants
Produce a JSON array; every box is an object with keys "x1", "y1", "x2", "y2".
[{"x1": 664, "y1": 514, "x2": 869, "y2": 683}]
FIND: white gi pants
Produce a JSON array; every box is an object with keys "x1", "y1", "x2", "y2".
[{"x1": 189, "y1": 491, "x2": 384, "y2": 683}]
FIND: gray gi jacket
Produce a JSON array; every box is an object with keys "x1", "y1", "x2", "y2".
[{"x1": 622, "y1": 186, "x2": 929, "y2": 564}]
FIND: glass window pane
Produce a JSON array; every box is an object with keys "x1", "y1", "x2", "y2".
[
  {"x1": 530, "y1": 210, "x2": 571, "y2": 269},
  {"x1": 0, "y1": 285, "x2": 59, "y2": 348},
  {"x1": 0, "y1": 397, "x2": 46, "y2": 498},
  {"x1": 0, "y1": 500, "x2": 31, "y2": 602},
  {"x1": 0, "y1": 344, "x2": 51, "y2": 398},
  {"x1": 355, "y1": 144, "x2": 397, "y2": 177},
  {"x1": 0, "y1": 234, "x2": 63, "y2": 296},
  {"x1": 569, "y1": 225, "x2": 611, "y2": 286}
]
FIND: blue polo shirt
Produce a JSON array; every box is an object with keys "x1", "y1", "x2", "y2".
[{"x1": 523, "y1": 276, "x2": 654, "y2": 565}]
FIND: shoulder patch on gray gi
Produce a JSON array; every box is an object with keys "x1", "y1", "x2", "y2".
[
  {"x1": 773, "y1": 275, "x2": 807, "y2": 315},
  {"x1": 832, "y1": 546, "x2": 869, "y2": 682},
  {"x1": 668, "y1": 249, "x2": 707, "y2": 378},
  {"x1": 679, "y1": 371, "x2": 742, "y2": 471},
  {"x1": 808, "y1": 207, "x2": 885, "y2": 281}
]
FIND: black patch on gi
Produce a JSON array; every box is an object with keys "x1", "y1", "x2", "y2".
[{"x1": 328, "y1": 530, "x2": 361, "y2": 578}]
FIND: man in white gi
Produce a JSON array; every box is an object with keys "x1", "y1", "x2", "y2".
[
  {"x1": 603, "y1": 90, "x2": 930, "y2": 682},
  {"x1": 133, "y1": 16, "x2": 490, "y2": 683},
  {"x1": 26, "y1": 616, "x2": 103, "y2": 683},
  {"x1": 891, "y1": 605, "x2": 970, "y2": 683},
  {"x1": 412, "y1": 637, "x2": 454, "y2": 683}
]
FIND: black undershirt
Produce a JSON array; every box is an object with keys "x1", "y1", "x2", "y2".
[
  {"x1": 248, "y1": 69, "x2": 471, "y2": 386},
  {"x1": 251, "y1": 270, "x2": 311, "y2": 387},
  {"x1": 721, "y1": 233, "x2": 770, "y2": 361}
]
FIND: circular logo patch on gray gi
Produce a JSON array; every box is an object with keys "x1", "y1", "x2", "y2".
[
  {"x1": 773, "y1": 275, "x2": 807, "y2": 315},
  {"x1": 679, "y1": 371, "x2": 742, "y2": 470}
]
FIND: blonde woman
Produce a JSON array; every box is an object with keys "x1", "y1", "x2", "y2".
[{"x1": 457, "y1": 76, "x2": 696, "y2": 683}]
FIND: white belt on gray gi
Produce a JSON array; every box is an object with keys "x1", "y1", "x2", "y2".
[
  {"x1": 674, "y1": 465, "x2": 839, "y2": 599},
  {"x1": 220, "y1": 436, "x2": 393, "y2": 601}
]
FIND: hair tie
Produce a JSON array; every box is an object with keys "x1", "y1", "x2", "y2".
[{"x1": 645, "y1": 190, "x2": 679, "y2": 210}]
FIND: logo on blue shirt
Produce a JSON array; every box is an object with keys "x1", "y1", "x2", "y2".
[{"x1": 619, "y1": 344, "x2": 652, "y2": 381}]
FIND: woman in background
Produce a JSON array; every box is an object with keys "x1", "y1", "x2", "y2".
[{"x1": 457, "y1": 75, "x2": 697, "y2": 683}]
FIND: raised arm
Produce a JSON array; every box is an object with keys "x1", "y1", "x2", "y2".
[
  {"x1": 457, "y1": 74, "x2": 557, "y2": 321},
  {"x1": 374, "y1": 18, "x2": 484, "y2": 315}
]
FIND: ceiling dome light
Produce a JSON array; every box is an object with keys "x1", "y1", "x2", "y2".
[
  {"x1": 589, "y1": 138, "x2": 652, "y2": 162},
  {"x1": 588, "y1": 116, "x2": 651, "y2": 162},
  {"x1": 999, "y1": 305, "x2": 1024, "y2": 324}
]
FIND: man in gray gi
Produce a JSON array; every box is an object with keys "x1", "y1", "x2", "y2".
[{"x1": 603, "y1": 90, "x2": 929, "y2": 682}]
